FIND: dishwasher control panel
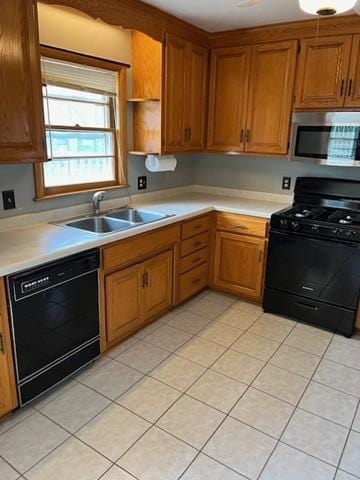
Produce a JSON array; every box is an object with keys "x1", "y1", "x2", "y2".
[{"x1": 9, "y1": 249, "x2": 100, "y2": 301}]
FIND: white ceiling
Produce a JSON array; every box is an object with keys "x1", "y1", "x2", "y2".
[{"x1": 142, "y1": 0, "x2": 358, "y2": 32}]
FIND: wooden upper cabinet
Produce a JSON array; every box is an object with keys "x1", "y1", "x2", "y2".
[
  {"x1": 143, "y1": 250, "x2": 173, "y2": 319},
  {"x1": 0, "y1": 0, "x2": 45, "y2": 164},
  {"x1": 345, "y1": 35, "x2": 360, "y2": 108},
  {"x1": 164, "y1": 34, "x2": 187, "y2": 152},
  {"x1": 184, "y1": 44, "x2": 208, "y2": 151},
  {"x1": 245, "y1": 41, "x2": 297, "y2": 155},
  {"x1": 0, "y1": 279, "x2": 18, "y2": 418},
  {"x1": 295, "y1": 35, "x2": 352, "y2": 109},
  {"x1": 207, "y1": 47, "x2": 251, "y2": 152}
]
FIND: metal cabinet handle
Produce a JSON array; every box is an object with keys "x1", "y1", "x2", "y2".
[
  {"x1": 192, "y1": 278, "x2": 201, "y2": 285},
  {"x1": 0, "y1": 333, "x2": 4, "y2": 354},
  {"x1": 192, "y1": 257, "x2": 202, "y2": 264},
  {"x1": 245, "y1": 130, "x2": 250, "y2": 142},
  {"x1": 258, "y1": 249, "x2": 263, "y2": 263},
  {"x1": 348, "y1": 79, "x2": 353, "y2": 97},
  {"x1": 240, "y1": 129, "x2": 245, "y2": 143},
  {"x1": 235, "y1": 224, "x2": 247, "y2": 230},
  {"x1": 142, "y1": 272, "x2": 149, "y2": 289},
  {"x1": 340, "y1": 79, "x2": 345, "y2": 97},
  {"x1": 193, "y1": 241, "x2": 202, "y2": 247}
]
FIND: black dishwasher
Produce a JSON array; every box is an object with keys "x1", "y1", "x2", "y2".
[{"x1": 7, "y1": 249, "x2": 100, "y2": 405}]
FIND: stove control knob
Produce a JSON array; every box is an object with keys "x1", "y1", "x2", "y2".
[
  {"x1": 280, "y1": 219, "x2": 288, "y2": 228},
  {"x1": 345, "y1": 230, "x2": 356, "y2": 238},
  {"x1": 311, "y1": 225, "x2": 320, "y2": 233},
  {"x1": 331, "y1": 228, "x2": 341, "y2": 235},
  {"x1": 291, "y1": 221, "x2": 300, "y2": 231}
]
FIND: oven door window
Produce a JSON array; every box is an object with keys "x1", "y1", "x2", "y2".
[{"x1": 295, "y1": 125, "x2": 360, "y2": 165}]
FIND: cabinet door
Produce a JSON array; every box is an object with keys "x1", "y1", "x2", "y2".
[
  {"x1": 213, "y1": 232, "x2": 266, "y2": 301},
  {"x1": 143, "y1": 250, "x2": 173, "y2": 320},
  {"x1": 164, "y1": 34, "x2": 187, "y2": 153},
  {"x1": 0, "y1": 0, "x2": 45, "y2": 164},
  {"x1": 0, "y1": 279, "x2": 17, "y2": 418},
  {"x1": 245, "y1": 41, "x2": 297, "y2": 155},
  {"x1": 184, "y1": 43, "x2": 208, "y2": 151},
  {"x1": 295, "y1": 35, "x2": 352, "y2": 109},
  {"x1": 105, "y1": 263, "x2": 144, "y2": 344},
  {"x1": 345, "y1": 35, "x2": 360, "y2": 107},
  {"x1": 207, "y1": 47, "x2": 251, "y2": 152}
]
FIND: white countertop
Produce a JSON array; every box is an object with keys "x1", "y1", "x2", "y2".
[{"x1": 0, "y1": 191, "x2": 290, "y2": 276}]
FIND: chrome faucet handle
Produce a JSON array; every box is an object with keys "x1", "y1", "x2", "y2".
[{"x1": 92, "y1": 191, "x2": 106, "y2": 216}]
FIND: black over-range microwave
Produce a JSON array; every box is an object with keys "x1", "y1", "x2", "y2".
[{"x1": 290, "y1": 112, "x2": 360, "y2": 167}]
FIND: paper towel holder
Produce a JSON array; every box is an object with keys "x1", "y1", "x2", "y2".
[{"x1": 145, "y1": 154, "x2": 177, "y2": 173}]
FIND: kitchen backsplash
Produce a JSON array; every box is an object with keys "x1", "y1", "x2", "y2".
[
  {"x1": 0, "y1": 155, "x2": 195, "y2": 218},
  {"x1": 2, "y1": 152, "x2": 360, "y2": 218},
  {"x1": 193, "y1": 154, "x2": 360, "y2": 194}
]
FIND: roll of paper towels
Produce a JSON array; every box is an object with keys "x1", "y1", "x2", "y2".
[{"x1": 145, "y1": 155, "x2": 177, "y2": 172}]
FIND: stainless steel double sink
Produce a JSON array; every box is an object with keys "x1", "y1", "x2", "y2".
[{"x1": 59, "y1": 208, "x2": 172, "y2": 235}]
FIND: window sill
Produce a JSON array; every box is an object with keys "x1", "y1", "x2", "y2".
[{"x1": 34, "y1": 184, "x2": 129, "y2": 201}]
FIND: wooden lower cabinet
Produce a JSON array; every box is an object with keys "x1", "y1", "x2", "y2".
[
  {"x1": 0, "y1": 279, "x2": 17, "y2": 418},
  {"x1": 143, "y1": 251, "x2": 173, "y2": 318},
  {"x1": 213, "y1": 231, "x2": 266, "y2": 302},
  {"x1": 106, "y1": 263, "x2": 144, "y2": 344},
  {"x1": 105, "y1": 250, "x2": 173, "y2": 345}
]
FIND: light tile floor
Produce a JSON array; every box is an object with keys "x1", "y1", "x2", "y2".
[{"x1": 0, "y1": 289, "x2": 360, "y2": 480}]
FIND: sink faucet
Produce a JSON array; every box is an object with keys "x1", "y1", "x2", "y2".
[{"x1": 92, "y1": 191, "x2": 106, "y2": 216}]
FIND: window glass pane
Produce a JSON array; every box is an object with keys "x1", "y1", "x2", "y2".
[
  {"x1": 43, "y1": 157, "x2": 116, "y2": 187},
  {"x1": 45, "y1": 85, "x2": 108, "y2": 104},
  {"x1": 43, "y1": 98, "x2": 110, "y2": 128},
  {"x1": 46, "y1": 130, "x2": 114, "y2": 159}
]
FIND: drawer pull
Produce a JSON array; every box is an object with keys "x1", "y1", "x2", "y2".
[
  {"x1": 192, "y1": 278, "x2": 201, "y2": 285},
  {"x1": 193, "y1": 241, "x2": 202, "y2": 247},
  {"x1": 295, "y1": 301, "x2": 319, "y2": 311},
  {"x1": 235, "y1": 224, "x2": 247, "y2": 230},
  {"x1": 194, "y1": 225, "x2": 202, "y2": 230},
  {"x1": 0, "y1": 333, "x2": 4, "y2": 354},
  {"x1": 192, "y1": 257, "x2": 202, "y2": 264}
]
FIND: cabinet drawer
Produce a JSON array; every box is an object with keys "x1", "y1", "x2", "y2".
[
  {"x1": 103, "y1": 225, "x2": 180, "y2": 271},
  {"x1": 216, "y1": 213, "x2": 268, "y2": 237},
  {"x1": 179, "y1": 247, "x2": 209, "y2": 274},
  {"x1": 179, "y1": 263, "x2": 208, "y2": 302},
  {"x1": 182, "y1": 215, "x2": 210, "y2": 240},
  {"x1": 180, "y1": 231, "x2": 209, "y2": 257}
]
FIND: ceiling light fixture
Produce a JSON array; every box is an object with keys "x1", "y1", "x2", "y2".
[{"x1": 299, "y1": 0, "x2": 357, "y2": 16}]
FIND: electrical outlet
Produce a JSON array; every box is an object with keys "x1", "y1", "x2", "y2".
[
  {"x1": 138, "y1": 176, "x2": 147, "y2": 190},
  {"x1": 282, "y1": 177, "x2": 291, "y2": 190},
  {"x1": 2, "y1": 190, "x2": 16, "y2": 210}
]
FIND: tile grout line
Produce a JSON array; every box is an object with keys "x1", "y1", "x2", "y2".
[
  {"x1": 176, "y1": 302, "x2": 298, "y2": 479},
  {"x1": 255, "y1": 327, "x2": 338, "y2": 480},
  {"x1": 2, "y1": 292, "x2": 359, "y2": 480},
  {"x1": 334, "y1": 396, "x2": 360, "y2": 479},
  {"x1": 111, "y1": 295, "x2": 249, "y2": 478}
]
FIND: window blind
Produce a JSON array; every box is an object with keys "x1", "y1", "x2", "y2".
[{"x1": 41, "y1": 56, "x2": 118, "y2": 95}]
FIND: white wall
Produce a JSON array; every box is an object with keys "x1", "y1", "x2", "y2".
[{"x1": 37, "y1": 3, "x2": 132, "y2": 64}]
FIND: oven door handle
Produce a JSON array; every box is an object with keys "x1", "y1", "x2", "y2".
[{"x1": 269, "y1": 229, "x2": 360, "y2": 249}]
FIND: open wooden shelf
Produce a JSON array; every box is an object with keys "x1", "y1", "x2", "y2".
[
  {"x1": 127, "y1": 98, "x2": 160, "y2": 102},
  {"x1": 129, "y1": 151, "x2": 159, "y2": 156}
]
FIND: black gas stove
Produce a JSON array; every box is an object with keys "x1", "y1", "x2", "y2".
[
  {"x1": 272, "y1": 205, "x2": 360, "y2": 242},
  {"x1": 264, "y1": 177, "x2": 360, "y2": 337}
]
